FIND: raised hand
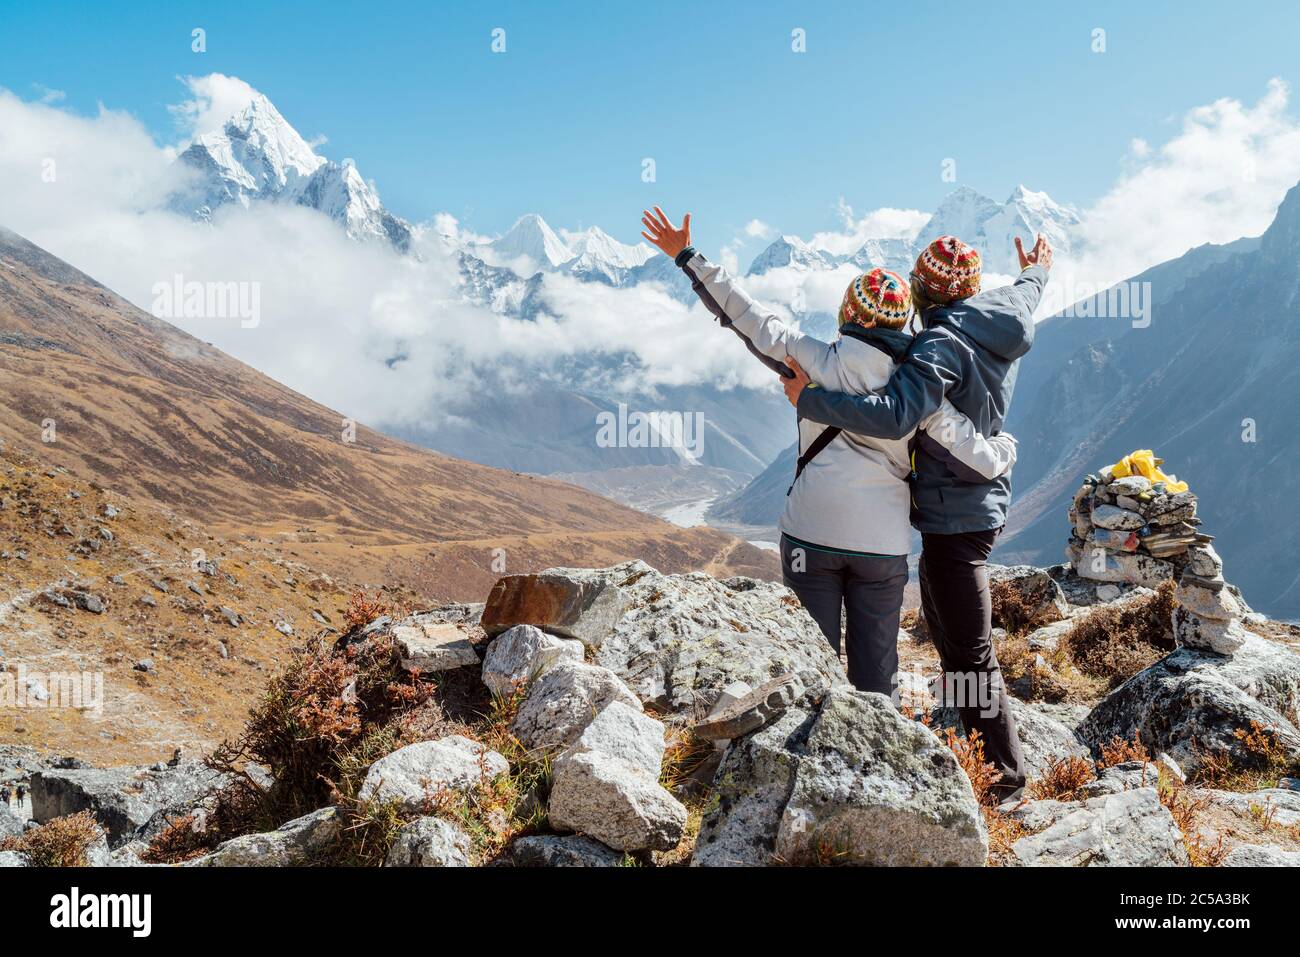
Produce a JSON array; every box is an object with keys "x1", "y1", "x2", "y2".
[
  {"x1": 641, "y1": 206, "x2": 692, "y2": 260},
  {"x1": 1015, "y1": 233, "x2": 1054, "y2": 272}
]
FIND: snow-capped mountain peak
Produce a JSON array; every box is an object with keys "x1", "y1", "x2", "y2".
[
  {"x1": 747, "y1": 234, "x2": 840, "y2": 275},
  {"x1": 914, "y1": 184, "x2": 1080, "y2": 274},
  {"x1": 485, "y1": 213, "x2": 576, "y2": 271},
  {"x1": 171, "y1": 88, "x2": 412, "y2": 250},
  {"x1": 562, "y1": 226, "x2": 655, "y2": 283}
]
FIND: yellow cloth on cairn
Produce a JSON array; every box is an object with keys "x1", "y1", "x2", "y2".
[{"x1": 1110, "y1": 449, "x2": 1189, "y2": 494}]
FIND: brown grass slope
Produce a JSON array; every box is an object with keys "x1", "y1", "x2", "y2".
[{"x1": 0, "y1": 226, "x2": 775, "y2": 599}]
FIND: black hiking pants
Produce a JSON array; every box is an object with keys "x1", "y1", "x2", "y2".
[
  {"x1": 780, "y1": 535, "x2": 908, "y2": 696},
  {"x1": 919, "y1": 528, "x2": 1026, "y2": 796}
]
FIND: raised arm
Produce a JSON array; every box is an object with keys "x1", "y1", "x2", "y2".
[
  {"x1": 1009, "y1": 233, "x2": 1053, "y2": 320},
  {"x1": 641, "y1": 207, "x2": 832, "y2": 379}
]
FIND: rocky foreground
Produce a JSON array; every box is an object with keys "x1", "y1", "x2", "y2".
[{"x1": 3, "y1": 558, "x2": 1299, "y2": 867}]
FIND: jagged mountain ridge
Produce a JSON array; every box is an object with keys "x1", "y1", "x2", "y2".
[
  {"x1": 171, "y1": 93, "x2": 415, "y2": 251},
  {"x1": 998, "y1": 181, "x2": 1300, "y2": 620}
]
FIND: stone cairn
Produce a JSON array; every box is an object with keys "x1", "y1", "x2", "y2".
[{"x1": 1066, "y1": 461, "x2": 1247, "y2": 655}]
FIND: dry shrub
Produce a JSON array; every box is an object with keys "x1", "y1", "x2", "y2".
[
  {"x1": 198, "y1": 632, "x2": 433, "y2": 840},
  {"x1": 343, "y1": 590, "x2": 390, "y2": 630},
  {"x1": 1030, "y1": 755, "x2": 1097, "y2": 801},
  {"x1": 1061, "y1": 581, "x2": 1176, "y2": 689},
  {"x1": 990, "y1": 581, "x2": 1043, "y2": 638},
  {"x1": 942, "y1": 727, "x2": 1026, "y2": 863},
  {"x1": 943, "y1": 727, "x2": 1002, "y2": 808},
  {"x1": 1192, "y1": 720, "x2": 1298, "y2": 791},
  {"x1": 1098, "y1": 732, "x2": 1150, "y2": 769},
  {"x1": 1159, "y1": 781, "x2": 1228, "y2": 867},
  {"x1": 0, "y1": 811, "x2": 101, "y2": 866}
]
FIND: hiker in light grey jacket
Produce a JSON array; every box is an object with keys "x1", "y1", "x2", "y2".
[{"x1": 640, "y1": 207, "x2": 1016, "y2": 695}]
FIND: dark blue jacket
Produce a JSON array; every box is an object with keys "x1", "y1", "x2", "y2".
[{"x1": 796, "y1": 266, "x2": 1048, "y2": 534}]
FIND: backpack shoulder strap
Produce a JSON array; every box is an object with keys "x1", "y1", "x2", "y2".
[{"x1": 787, "y1": 424, "x2": 841, "y2": 496}]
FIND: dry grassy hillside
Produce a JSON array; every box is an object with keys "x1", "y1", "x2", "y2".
[{"x1": 0, "y1": 226, "x2": 776, "y2": 602}]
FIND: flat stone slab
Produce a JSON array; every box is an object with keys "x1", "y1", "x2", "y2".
[
  {"x1": 691, "y1": 673, "x2": 804, "y2": 741},
  {"x1": 393, "y1": 619, "x2": 479, "y2": 673}
]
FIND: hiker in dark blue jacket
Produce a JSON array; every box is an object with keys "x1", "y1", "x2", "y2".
[{"x1": 782, "y1": 233, "x2": 1053, "y2": 800}]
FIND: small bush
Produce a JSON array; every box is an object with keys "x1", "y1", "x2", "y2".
[
  {"x1": 1061, "y1": 581, "x2": 1176, "y2": 690},
  {"x1": 1030, "y1": 755, "x2": 1097, "y2": 801},
  {"x1": 1158, "y1": 781, "x2": 1228, "y2": 868},
  {"x1": 343, "y1": 590, "x2": 390, "y2": 631},
  {"x1": 943, "y1": 727, "x2": 1002, "y2": 809},
  {"x1": 942, "y1": 727, "x2": 1025, "y2": 864},
  {"x1": 202, "y1": 631, "x2": 433, "y2": 839},
  {"x1": 990, "y1": 582, "x2": 1043, "y2": 638},
  {"x1": 0, "y1": 811, "x2": 101, "y2": 866},
  {"x1": 1098, "y1": 732, "x2": 1150, "y2": 769},
  {"x1": 1192, "y1": 720, "x2": 1299, "y2": 791}
]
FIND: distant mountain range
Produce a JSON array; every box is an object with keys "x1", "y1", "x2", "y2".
[{"x1": 158, "y1": 85, "x2": 1101, "y2": 539}]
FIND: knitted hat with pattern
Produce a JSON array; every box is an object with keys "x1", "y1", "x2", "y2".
[
  {"x1": 838, "y1": 268, "x2": 913, "y2": 330},
  {"x1": 912, "y1": 236, "x2": 982, "y2": 303}
]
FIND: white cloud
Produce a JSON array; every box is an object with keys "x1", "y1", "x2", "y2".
[
  {"x1": 1071, "y1": 78, "x2": 1300, "y2": 291},
  {"x1": 0, "y1": 78, "x2": 779, "y2": 430},
  {"x1": 168, "y1": 73, "x2": 259, "y2": 141},
  {"x1": 3, "y1": 73, "x2": 1299, "y2": 433},
  {"x1": 33, "y1": 84, "x2": 65, "y2": 104},
  {"x1": 743, "y1": 218, "x2": 774, "y2": 239},
  {"x1": 807, "y1": 199, "x2": 930, "y2": 256}
]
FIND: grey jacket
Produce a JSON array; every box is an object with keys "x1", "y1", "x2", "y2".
[
  {"x1": 796, "y1": 265, "x2": 1048, "y2": 535},
  {"x1": 681, "y1": 251, "x2": 1017, "y2": 554}
]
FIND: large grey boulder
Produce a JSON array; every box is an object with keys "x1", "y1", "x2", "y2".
[
  {"x1": 481, "y1": 570, "x2": 628, "y2": 647},
  {"x1": 692, "y1": 707, "x2": 813, "y2": 866},
  {"x1": 1222, "y1": 844, "x2": 1300, "y2": 866},
  {"x1": 554, "y1": 701, "x2": 666, "y2": 779},
  {"x1": 358, "y1": 736, "x2": 508, "y2": 811},
  {"x1": 510, "y1": 661, "x2": 641, "y2": 756},
  {"x1": 776, "y1": 690, "x2": 987, "y2": 866},
  {"x1": 1010, "y1": 788, "x2": 1188, "y2": 867},
  {"x1": 696, "y1": 690, "x2": 987, "y2": 867},
  {"x1": 383, "y1": 816, "x2": 473, "y2": 867},
  {"x1": 566, "y1": 562, "x2": 846, "y2": 720},
  {"x1": 187, "y1": 807, "x2": 341, "y2": 866},
  {"x1": 511, "y1": 834, "x2": 624, "y2": 867},
  {"x1": 0, "y1": 851, "x2": 28, "y2": 867},
  {"x1": 548, "y1": 750, "x2": 687, "y2": 852},
  {"x1": 29, "y1": 760, "x2": 225, "y2": 848},
  {"x1": 481, "y1": 624, "x2": 583, "y2": 697},
  {"x1": 1077, "y1": 634, "x2": 1300, "y2": 773}
]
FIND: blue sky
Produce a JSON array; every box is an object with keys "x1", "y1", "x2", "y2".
[{"x1": 2, "y1": 0, "x2": 1298, "y2": 254}]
